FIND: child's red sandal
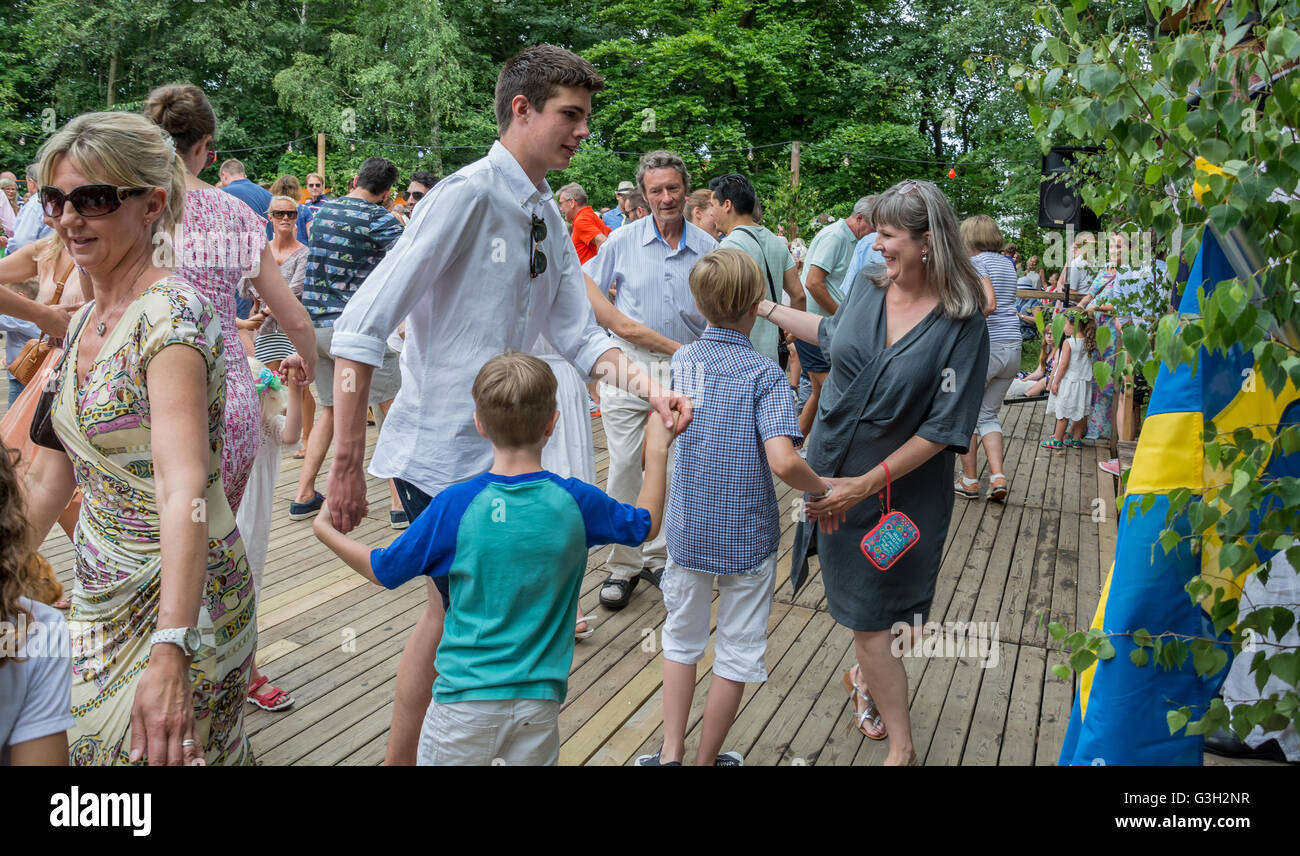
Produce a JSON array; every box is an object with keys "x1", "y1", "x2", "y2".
[{"x1": 247, "y1": 676, "x2": 294, "y2": 712}]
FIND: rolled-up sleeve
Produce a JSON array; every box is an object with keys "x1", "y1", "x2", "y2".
[
  {"x1": 546, "y1": 239, "x2": 617, "y2": 376},
  {"x1": 331, "y1": 177, "x2": 484, "y2": 367}
]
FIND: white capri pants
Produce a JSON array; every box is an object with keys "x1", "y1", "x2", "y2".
[
  {"x1": 660, "y1": 551, "x2": 777, "y2": 684},
  {"x1": 976, "y1": 339, "x2": 1022, "y2": 437}
]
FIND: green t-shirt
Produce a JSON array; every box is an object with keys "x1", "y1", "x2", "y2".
[
  {"x1": 720, "y1": 224, "x2": 796, "y2": 363},
  {"x1": 370, "y1": 471, "x2": 651, "y2": 704},
  {"x1": 800, "y1": 219, "x2": 857, "y2": 317}
]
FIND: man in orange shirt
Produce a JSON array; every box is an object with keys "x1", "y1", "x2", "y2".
[{"x1": 558, "y1": 182, "x2": 611, "y2": 264}]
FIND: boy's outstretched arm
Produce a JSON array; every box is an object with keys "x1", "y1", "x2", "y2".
[
  {"x1": 636, "y1": 415, "x2": 674, "y2": 541},
  {"x1": 314, "y1": 501, "x2": 381, "y2": 585},
  {"x1": 764, "y1": 435, "x2": 831, "y2": 496}
]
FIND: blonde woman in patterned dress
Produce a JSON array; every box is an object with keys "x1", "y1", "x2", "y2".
[
  {"x1": 143, "y1": 83, "x2": 316, "y2": 511},
  {"x1": 22, "y1": 111, "x2": 276, "y2": 765}
]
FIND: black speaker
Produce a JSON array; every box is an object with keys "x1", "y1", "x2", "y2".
[{"x1": 1038, "y1": 145, "x2": 1101, "y2": 231}]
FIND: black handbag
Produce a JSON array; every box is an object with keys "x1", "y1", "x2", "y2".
[{"x1": 29, "y1": 305, "x2": 93, "y2": 452}]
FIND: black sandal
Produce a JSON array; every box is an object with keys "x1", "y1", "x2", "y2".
[{"x1": 599, "y1": 575, "x2": 638, "y2": 610}]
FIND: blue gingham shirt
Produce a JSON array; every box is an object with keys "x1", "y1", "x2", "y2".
[
  {"x1": 582, "y1": 213, "x2": 714, "y2": 345},
  {"x1": 667, "y1": 327, "x2": 803, "y2": 574}
]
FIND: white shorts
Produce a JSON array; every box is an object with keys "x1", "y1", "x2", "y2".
[
  {"x1": 416, "y1": 697, "x2": 560, "y2": 766},
  {"x1": 660, "y1": 550, "x2": 776, "y2": 684}
]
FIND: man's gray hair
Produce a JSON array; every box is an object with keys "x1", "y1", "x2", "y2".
[
  {"x1": 636, "y1": 150, "x2": 690, "y2": 193},
  {"x1": 558, "y1": 183, "x2": 587, "y2": 205},
  {"x1": 852, "y1": 195, "x2": 876, "y2": 222}
]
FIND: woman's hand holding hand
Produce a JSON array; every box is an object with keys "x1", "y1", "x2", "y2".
[
  {"x1": 129, "y1": 645, "x2": 203, "y2": 766},
  {"x1": 806, "y1": 473, "x2": 876, "y2": 533}
]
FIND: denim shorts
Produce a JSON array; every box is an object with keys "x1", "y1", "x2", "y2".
[{"x1": 794, "y1": 338, "x2": 830, "y2": 374}]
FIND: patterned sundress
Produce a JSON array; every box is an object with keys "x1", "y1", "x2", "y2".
[
  {"x1": 177, "y1": 188, "x2": 268, "y2": 509},
  {"x1": 56, "y1": 278, "x2": 256, "y2": 766}
]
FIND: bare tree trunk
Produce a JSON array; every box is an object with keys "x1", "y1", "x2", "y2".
[{"x1": 105, "y1": 49, "x2": 118, "y2": 108}]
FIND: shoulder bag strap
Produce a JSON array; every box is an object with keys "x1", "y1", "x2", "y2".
[{"x1": 733, "y1": 226, "x2": 780, "y2": 304}]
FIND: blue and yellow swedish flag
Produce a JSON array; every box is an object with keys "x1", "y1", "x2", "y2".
[{"x1": 1058, "y1": 225, "x2": 1300, "y2": 765}]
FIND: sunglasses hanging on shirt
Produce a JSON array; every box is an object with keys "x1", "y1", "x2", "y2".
[{"x1": 530, "y1": 214, "x2": 548, "y2": 278}]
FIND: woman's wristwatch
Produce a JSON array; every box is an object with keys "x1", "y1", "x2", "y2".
[
  {"x1": 150, "y1": 627, "x2": 201, "y2": 657},
  {"x1": 819, "y1": 483, "x2": 833, "y2": 499}
]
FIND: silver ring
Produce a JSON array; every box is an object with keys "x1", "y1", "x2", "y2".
[{"x1": 181, "y1": 739, "x2": 198, "y2": 747}]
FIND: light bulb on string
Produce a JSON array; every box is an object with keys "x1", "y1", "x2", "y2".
[
  {"x1": 947, "y1": 166, "x2": 957, "y2": 179},
  {"x1": 747, "y1": 148, "x2": 754, "y2": 161},
  {"x1": 417, "y1": 149, "x2": 425, "y2": 159},
  {"x1": 843, "y1": 156, "x2": 850, "y2": 167},
  {"x1": 18, "y1": 136, "x2": 24, "y2": 146},
  {"x1": 350, "y1": 142, "x2": 355, "y2": 151}
]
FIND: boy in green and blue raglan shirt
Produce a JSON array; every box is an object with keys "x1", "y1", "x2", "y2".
[{"x1": 315, "y1": 352, "x2": 671, "y2": 765}]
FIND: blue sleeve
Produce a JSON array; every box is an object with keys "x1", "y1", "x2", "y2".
[
  {"x1": 557, "y1": 477, "x2": 651, "y2": 548},
  {"x1": 373, "y1": 213, "x2": 404, "y2": 252},
  {"x1": 369, "y1": 480, "x2": 481, "y2": 588}
]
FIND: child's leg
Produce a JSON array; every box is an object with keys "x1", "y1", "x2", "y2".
[
  {"x1": 1054, "y1": 416, "x2": 1068, "y2": 441},
  {"x1": 297, "y1": 384, "x2": 315, "y2": 456},
  {"x1": 1071, "y1": 418, "x2": 1086, "y2": 441},
  {"x1": 694, "y1": 552, "x2": 777, "y2": 766},
  {"x1": 694, "y1": 674, "x2": 744, "y2": 765},
  {"x1": 662, "y1": 660, "x2": 697, "y2": 763},
  {"x1": 658, "y1": 559, "x2": 713, "y2": 763}
]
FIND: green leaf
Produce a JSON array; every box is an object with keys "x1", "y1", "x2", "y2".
[
  {"x1": 1048, "y1": 621, "x2": 1067, "y2": 641},
  {"x1": 1096, "y1": 637, "x2": 1116, "y2": 660},
  {"x1": 1167, "y1": 708, "x2": 1189, "y2": 734},
  {"x1": 1130, "y1": 648, "x2": 1149, "y2": 666},
  {"x1": 1158, "y1": 529, "x2": 1180, "y2": 554},
  {"x1": 1064, "y1": 631, "x2": 1087, "y2": 650},
  {"x1": 1051, "y1": 663, "x2": 1071, "y2": 681},
  {"x1": 1132, "y1": 628, "x2": 1153, "y2": 648},
  {"x1": 1270, "y1": 652, "x2": 1300, "y2": 688},
  {"x1": 1094, "y1": 361, "x2": 1113, "y2": 388},
  {"x1": 1144, "y1": 163, "x2": 1163, "y2": 185},
  {"x1": 1095, "y1": 323, "x2": 1112, "y2": 353},
  {"x1": 1069, "y1": 648, "x2": 1097, "y2": 673}
]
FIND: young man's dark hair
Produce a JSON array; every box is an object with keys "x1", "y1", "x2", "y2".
[
  {"x1": 708, "y1": 173, "x2": 758, "y2": 218},
  {"x1": 493, "y1": 44, "x2": 605, "y2": 135},
  {"x1": 409, "y1": 170, "x2": 440, "y2": 189},
  {"x1": 356, "y1": 157, "x2": 399, "y2": 194}
]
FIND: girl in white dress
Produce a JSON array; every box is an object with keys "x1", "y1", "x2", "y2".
[
  {"x1": 235, "y1": 357, "x2": 303, "y2": 710},
  {"x1": 1041, "y1": 312, "x2": 1096, "y2": 452}
]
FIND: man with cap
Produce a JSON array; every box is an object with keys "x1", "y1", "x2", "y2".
[{"x1": 602, "y1": 180, "x2": 636, "y2": 230}]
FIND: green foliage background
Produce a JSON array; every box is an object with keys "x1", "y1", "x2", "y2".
[{"x1": 2, "y1": 0, "x2": 1061, "y2": 240}]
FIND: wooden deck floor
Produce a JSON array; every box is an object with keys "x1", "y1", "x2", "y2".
[{"x1": 25, "y1": 391, "x2": 1150, "y2": 765}]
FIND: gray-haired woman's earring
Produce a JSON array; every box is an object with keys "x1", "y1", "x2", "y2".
[{"x1": 921, "y1": 251, "x2": 928, "y2": 263}]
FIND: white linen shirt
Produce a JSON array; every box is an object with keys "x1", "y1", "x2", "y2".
[
  {"x1": 330, "y1": 141, "x2": 616, "y2": 495},
  {"x1": 582, "y1": 213, "x2": 715, "y2": 346}
]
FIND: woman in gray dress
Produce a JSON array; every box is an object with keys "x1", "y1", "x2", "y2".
[{"x1": 758, "y1": 179, "x2": 989, "y2": 765}]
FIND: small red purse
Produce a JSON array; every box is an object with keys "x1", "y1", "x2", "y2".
[{"x1": 859, "y1": 462, "x2": 919, "y2": 571}]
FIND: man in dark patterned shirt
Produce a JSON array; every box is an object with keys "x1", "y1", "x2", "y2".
[{"x1": 292, "y1": 157, "x2": 404, "y2": 523}]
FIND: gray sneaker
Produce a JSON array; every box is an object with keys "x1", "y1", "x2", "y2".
[
  {"x1": 714, "y1": 751, "x2": 744, "y2": 766},
  {"x1": 635, "y1": 750, "x2": 681, "y2": 766}
]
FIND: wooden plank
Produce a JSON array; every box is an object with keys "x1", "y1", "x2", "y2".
[
  {"x1": 961, "y1": 640, "x2": 1020, "y2": 765},
  {"x1": 1000, "y1": 644, "x2": 1045, "y2": 766},
  {"x1": 1038, "y1": 659, "x2": 1075, "y2": 765}
]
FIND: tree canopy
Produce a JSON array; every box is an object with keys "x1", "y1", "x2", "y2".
[{"x1": 3, "y1": 0, "x2": 1056, "y2": 240}]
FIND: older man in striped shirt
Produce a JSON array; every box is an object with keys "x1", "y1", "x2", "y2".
[{"x1": 583, "y1": 150, "x2": 718, "y2": 609}]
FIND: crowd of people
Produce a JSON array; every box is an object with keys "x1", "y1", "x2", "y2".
[{"x1": 0, "y1": 42, "x2": 1155, "y2": 768}]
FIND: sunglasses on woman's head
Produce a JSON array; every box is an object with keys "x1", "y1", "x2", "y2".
[
  {"x1": 897, "y1": 179, "x2": 922, "y2": 195},
  {"x1": 39, "y1": 184, "x2": 150, "y2": 218},
  {"x1": 269, "y1": 209, "x2": 298, "y2": 221},
  {"x1": 530, "y1": 214, "x2": 547, "y2": 278}
]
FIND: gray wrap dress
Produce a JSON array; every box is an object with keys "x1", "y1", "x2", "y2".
[{"x1": 790, "y1": 271, "x2": 989, "y2": 631}]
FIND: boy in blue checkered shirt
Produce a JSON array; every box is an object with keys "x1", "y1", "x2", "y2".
[{"x1": 637, "y1": 248, "x2": 832, "y2": 766}]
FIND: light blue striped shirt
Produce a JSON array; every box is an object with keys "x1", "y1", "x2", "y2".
[{"x1": 582, "y1": 214, "x2": 715, "y2": 346}]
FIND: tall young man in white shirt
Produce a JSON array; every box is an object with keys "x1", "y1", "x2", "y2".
[
  {"x1": 325, "y1": 44, "x2": 694, "y2": 765},
  {"x1": 582, "y1": 150, "x2": 718, "y2": 610}
]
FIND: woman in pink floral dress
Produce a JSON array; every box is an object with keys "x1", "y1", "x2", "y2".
[{"x1": 144, "y1": 84, "x2": 316, "y2": 509}]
